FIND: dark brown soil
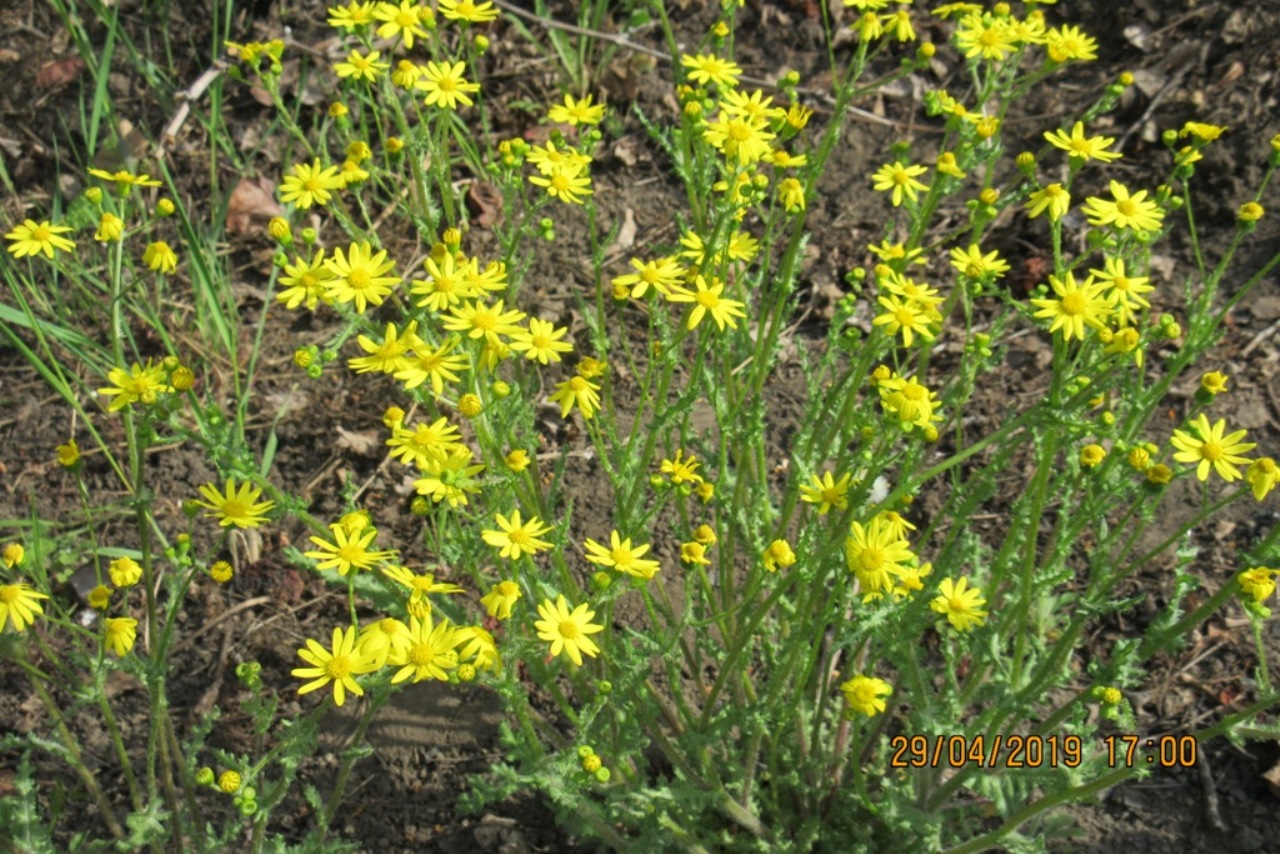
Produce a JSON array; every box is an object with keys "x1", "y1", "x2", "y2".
[{"x1": 3, "y1": 0, "x2": 1279, "y2": 851}]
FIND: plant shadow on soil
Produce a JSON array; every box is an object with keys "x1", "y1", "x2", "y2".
[{"x1": 2, "y1": 0, "x2": 1280, "y2": 850}]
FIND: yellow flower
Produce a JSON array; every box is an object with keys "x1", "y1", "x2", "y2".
[
  {"x1": 209, "y1": 561, "x2": 234, "y2": 584},
  {"x1": 382, "y1": 565, "x2": 464, "y2": 608},
  {"x1": 5, "y1": 219, "x2": 76, "y2": 259},
  {"x1": 1082, "y1": 179, "x2": 1163, "y2": 232},
  {"x1": 931, "y1": 577, "x2": 988, "y2": 631},
  {"x1": 1046, "y1": 24, "x2": 1097, "y2": 63},
  {"x1": 763, "y1": 539, "x2": 796, "y2": 572},
  {"x1": 1200, "y1": 371, "x2": 1229, "y2": 396},
  {"x1": 779, "y1": 177, "x2": 806, "y2": 211},
  {"x1": 1170, "y1": 414, "x2": 1256, "y2": 482},
  {"x1": 680, "y1": 53, "x2": 742, "y2": 89},
  {"x1": 98, "y1": 361, "x2": 172, "y2": 411},
  {"x1": 702, "y1": 113, "x2": 775, "y2": 164},
  {"x1": 193, "y1": 478, "x2": 276, "y2": 528},
  {"x1": 1025, "y1": 182, "x2": 1071, "y2": 221},
  {"x1": 396, "y1": 337, "x2": 469, "y2": 396},
  {"x1": 88, "y1": 584, "x2": 112, "y2": 609},
  {"x1": 1029, "y1": 272, "x2": 1113, "y2": 341},
  {"x1": 142, "y1": 241, "x2": 178, "y2": 274},
  {"x1": 878, "y1": 374, "x2": 943, "y2": 431},
  {"x1": 482, "y1": 510, "x2": 554, "y2": 560},
  {"x1": 549, "y1": 375, "x2": 601, "y2": 420},
  {"x1": 104, "y1": 617, "x2": 137, "y2": 657},
  {"x1": 505, "y1": 449, "x2": 531, "y2": 473},
  {"x1": 548, "y1": 93, "x2": 605, "y2": 126},
  {"x1": 279, "y1": 159, "x2": 345, "y2": 209},
  {"x1": 1090, "y1": 257, "x2": 1153, "y2": 326},
  {"x1": 721, "y1": 88, "x2": 786, "y2": 123},
  {"x1": 935, "y1": 151, "x2": 966, "y2": 178},
  {"x1": 304, "y1": 523, "x2": 396, "y2": 575},
  {"x1": 1247, "y1": 458, "x2": 1278, "y2": 501},
  {"x1": 1043, "y1": 121, "x2": 1121, "y2": 163},
  {"x1": 535, "y1": 595, "x2": 604, "y2": 666},
  {"x1": 328, "y1": 1, "x2": 378, "y2": 30},
  {"x1": 373, "y1": 0, "x2": 430, "y2": 48},
  {"x1": 665, "y1": 275, "x2": 746, "y2": 331},
  {"x1": 333, "y1": 49, "x2": 388, "y2": 82},
  {"x1": 55, "y1": 438, "x2": 80, "y2": 468},
  {"x1": 680, "y1": 542, "x2": 711, "y2": 565},
  {"x1": 278, "y1": 250, "x2": 336, "y2": 311},
  {"x1": 456, "y1": 625, "x2": 500, "y2": 672},
  {"x1": 1238, "y1": 567, "x2": 1277, "y2": 604},
  {"x1": 955, "y1": 14, "x2": 1016, "y2": 61},
  {"x1": 109, "y1": 556, "x2": 142, "y2": 587},
  {"x1": 292, "y1": 625, "x2": 378, "y2": 707},
  {"x1": 95, "y1": 213, "x2": 124, "y2": 242},
  {"x1": 1080, "y1": 444, "x2": 1106, "y2": 467},
  {"x1": 612, "y1": 256, "x2": 684, "y2": 299},
  {"x1": 388, "y1": 613, "x2": 463, "y2": 684},
  {"x1": 87, "y1": 167, "x2": 163, "y2": 191},
  {"x1": 442, "y1": 298, "x2": 526, "y2": 345},
  {"x1": 509, "y1": 318, "x2": 574, "y2": 365},
  {"x1": 0, "y1": 582, "x2": 48, "y2": 632},
  {"x1": 949, "y1": 244, "x2": 1011, "y2": 281},
  {"x1": 845, "y1": 517, "x2": 915, "y2": 596},
  {"x1": 528, "y1": 166, "x2": 594, "y2": 204},
  {"x1": 660, "y1": 449, "x2": 703, "y2": 485},
  {"x1": 387, "y1": 416, "x2": 462, "y2": 469},
  {"x1": 324, "y1": 241, "x2": 401, "y2": 313},
  {"x1": 481, "y1": 580, "x2": 522, "y2": 620},
  {"x1": 871, "y1": 161, "x2": 929, "y2": 207},
  {"x1": 1180, "y1": 121, "x2": 1227, "y2": 142},
  {"x1": 839, "y1": 675, "x2": 892, "y2": 717},
  {"x1": 413, "y1": 447, "x2": 485, "y2": 506},
  {"x1": 439, "y1": 0, "x2": 498, "y2": 22},
  {"x1": 390, "y1": 59, "x2": 424, "y2": 89},
  {"x1": 873, "y1": 294, "x2": 936, "y2": 347},
  {"x1": 2, "y1": 543, "x2": 24, "y2": 569},
  {"x1": 584, "y1": 531, "x2": 661, "y2": 579},
  {"x1": 416, "y1": 61, "x2": 480, "y2": 110}
]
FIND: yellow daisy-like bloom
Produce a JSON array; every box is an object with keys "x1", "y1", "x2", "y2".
[
  {"x1": 108, "y1": 556, "x2": 142, "y2": 587},
  {"x1": 439, "y1": 0, "x2": 498, "y2": 22},
  {"x1": 535, "y1": 595, "x2": 604, "y2": 666},
  {"x1": 349, "y1": 320, "x2": 422, "y2": 375},
  {"x1": 871, "y1": 161, "x2": 929, "y2": 207},
  {"x1": 382, "y1": 565, "x2": 464, "y2": 608},
  {"x1": 456, "y1": 625, "x2": 501, "y2": 672},
  {"x1": 509, "y1": 318, "x2": 574, "y2": 365},
  {"x1": 1082, "y1": 180, "x2": 1164, "y2": 232},
  {"x1": 884, "y1": 7, "x2": 915, "y2": 42},
  {"x1": 1030, "y1": 272, "x2": 1113, "y2": 341},
  {"x1": 333, "y1": 49, "x2": 388, "y2": 82},
  {"x1": 660, "y1": 449, "x2": 703, "y2": 485},
  {"x1": 879, "y1": 374, "x2": 943, "y2": 431},
  {"x1": 1044, "y1": 121, "x2": 1121, "y2": 163},
  {"x1": 481, "y1": 580, "x2": 523, "y2": 620},
  {"x1": 681, "y1": 541, "x2": 711, "y2": 565},
  {"x1": 5, "y1": 219, "x2": 76, "y2": 259},
  {"x1": 292, "y1": 625, "x2": 377, "y2": 707},
  {"x1": 95, "y1": 212, "x2": 124, "y2": 242},
  {"x1": 412, "y1": 252, "x2": 479, "y2": 312},
  {"x1": 1080, "y1": 444, "x2": 1107, "y2": 467},
  {"x1": 763, "y1": 539, "x2": 797, "y2": 572},
  {"x1": 613, "y1": 256, "x2": 684, "y2": 299},
  {"x1": 931, "y1": 577, "x2": 989, "y2": 631},
  {"x1": 104, "y1": 617, "x2": 138, "y2": 657},
  {"x1": 442, "y1": 298, "x2": 526, "y2": 344},
  {"x1": 1181, "y1": 121, "x2": 1227, "y2": 143},
  {"x1": 721, "y1": 88, "x2": 786, "y2": 123},
  {"x1": 548, "y1": 374, "x2": 601, "y2": 420},
  {"x1": 482, "y1": 510, "x2": 554, "y2": 560},
  {"x1": 1090, "y1": 257, "x2": 1153, "y2": 326},
  {"x1": 324, "y1": 242, "x2": 401, "y2": 313},
  {"x1": 702, "y1": 113, "x2": 775, "y2": 164},
  {"x1": 873, "y1": 294, "x2": 936, "y2": 347},
  {"x1": 395, "y1": 336, "x2": 469, "y2": 395},
  {"x1": 955, "y1": 14, "x2": 1016, "y2": 61},
  {"x1": 839, "y1": 674, "x2": 892, "y2": 717},
  {"x1": 193, "y1": 478, "x2": 276, "y2": 528},
  {"x1": 548, "y1": 93, "x2": 605, "y2": 126},
  {"x1": 949, "y1": 244, "x2": 1011, "y2": 280},
  {"x1": 355, "y1": 618, "x2": 411, "y2": 670},
  {"x1": 278, "y1": 250, "x2": 336, "y2": 311},
  {"x1": 526, "y1": 140, "x2": 591, "y2": 177},
  {"x1": 328, "y1": 1, "x2": 377, "y2": 30},
  {"x1": 417, "y1": 61, "x2": 480, "y2": 110},
  {"x1": 1170, "y1": 414, "x2": 1256, "y2": 483},
  {"x1": 666, "y1": 275, "x2": 746, "y2": 332},
  {"x1": 1246, "y1": 458, "x2": 1278, "y2": 501},
  {"x1": 1046, "y1": 24, "x2": 1097, "y2": 63},
  {"x1": 143, "y1": 241, "x2": 179, "y2": 274},
  {"x1": 935, "y1": 151, "x2": 966, "y2": 178},
  {"x1": 413, "y1": 447, "x2": 485, "y2": 507},
  {"x1": 387, "y1": 416, "x2": 462, "y2": 469},
  {"x1": 98, "y1": 361, "x2": 172, "y2": 411},
  {"x1": 304, "y1": 523, "x2": 396, "y2": 576},
  {"x1": 387, "y1": 614, "x2": 463, "y2": 684},
  {"x1": 800, "y1": 471, "x2": 853, "y2": 515},
  {"x1": 55, "y1": 438, "x2": 80, "y2": 468},
  {"x1": 0, "y1": 582, "x2": 48, "y2": 632},
  {"x1": 1238, "y1": 567, "x2": 1277, "y2": 604},
  {"x1": 280, "y1": 159, "x2": 344, "y2": 210},
  {"x1": 845, "y1": 517, "x2": 915, "y2": 596},
  {"x1": 390, "y1": 59, "x2": 424, "y2": 89},
  {"x1": 779, "y1": 177, "x2": 806, "y2": 212},
  {"x1": 1025, "y1": 182, "x2": 1071, "y2": 221},
  {"x1": 528, "y1": 166, "x2": 594, "y2": 205},
  {"x1": 373, "y1": 0, "x2": 430, "y2": 48},
  {"x1": 868, "y1": 240, "x2": 925, "y2": 267},
  {"x1": 584, "y1": 531, "x2": 661, "y2": 579},
  {"x1": 680, "y1": 53, "x2": 742, "y2": 89},
  {"x1": 2, "y1": 544, "x2": 24, "y2": 569}
]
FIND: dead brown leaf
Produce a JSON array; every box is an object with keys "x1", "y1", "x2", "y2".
[
  {"x1": 335, "y1": 426, "x2": 380, "y2": 457},
  {"x1": 467, "y1": 180, "x2": 503, "y2": 228},
  {"x1": 226, "y1": 176, "x2": 283, "y2": 236},
  {"x1": 35, "y1": 56, "x2": 86, "y2": 89}
]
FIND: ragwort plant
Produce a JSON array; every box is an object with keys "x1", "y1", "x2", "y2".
[{"x1": 3, "y1": 0, "x2": 1280, "y2": 850}]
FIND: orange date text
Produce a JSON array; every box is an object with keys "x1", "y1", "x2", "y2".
[{"x1": 887, "y1": 734, "x2": 1084, "y2": 769}]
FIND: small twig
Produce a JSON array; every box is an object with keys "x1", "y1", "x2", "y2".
[
  {"x1": 156, "y1": 60, "x2": 229, "y2": 159},
  {"x1": 1198, "y1": 751, "x2": 1227, "y2": 832},
  {"x1": 1241, "y1": 316, "x2": 1280, "y2": 356}
]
